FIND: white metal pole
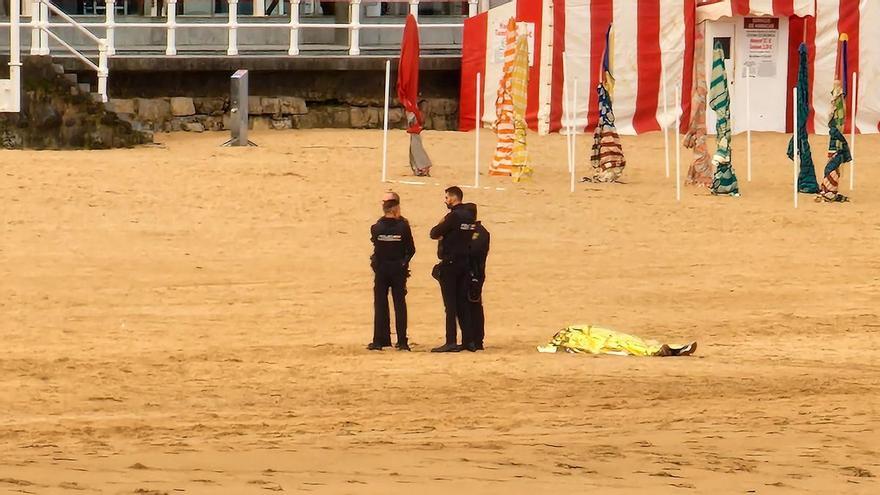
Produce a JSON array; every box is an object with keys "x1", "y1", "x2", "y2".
[
  {"x1": 746, "y1": 65, "x2": 752, "y2": 182},
  {"x1": 409, "y1": 0, "x2": 418, "y2": 19},
  {"x1": 663, "y1": 65, "x2": 670, "y2": 179},
  {"x1": 227, "y1": 0, "x2": 239, "y2": 55},
  {"x1": 9, "y1": 0, "x2": 21, "y2": 112},
  {"x1": 381, "y1": 60, "x2": 390, "y2": 183},
  {"x1": 30, "y1": 0, "x2": 40, "y2": 55},
  {"x1": 165, "y1": 0, "x2": 177, "y2": 55},
  {"x1": 474, "y1": 72, "x2": 481, "y2": 188},
  {"x1": 39, "y1": 1, "x2": 48, "y2": 55},
  {"x1": 106, "y1": 0, "x2": 116, "y2": 55},
  {"x1": 97, "y1": 41, "x2": 108, "y2": 102},
  {"x1": 562, "y1": 52, "x2": 572, "y2": 173},
  {"x1": 793, "y1": 87, "x2": 798, "y2": 209},
  {"x1": 850, "y1": 71, "x2": 857, "y2": 191},
  {"x1": 467, "y1": 0, "x2": 477, "y2": 17},
  {"x1": 675, "y1": 87, "x2": 681, "y2": 201},
  {"x1": 288, "y1": 0, "x2": 300, "y2": 55},
  {"x1": 349, "y1": 0, "x2": 361, "y2": 56},
  {"x1": 570, "y1": 76, "x2": 576, "y2": 194},
  {"x1": 572, "y1": 77, "x2": 578, "y2": 184}
]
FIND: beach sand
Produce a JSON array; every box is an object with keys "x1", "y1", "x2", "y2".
[{"x1": 2, "y1": 129, "x2": 878, "y2": 494}]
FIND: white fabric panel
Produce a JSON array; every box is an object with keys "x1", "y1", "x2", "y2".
[
  {"x1": 750, "y1": 0, "x2": 773, "y2": 15},
  {"x1": 481, "y1": 1, "x2": 517, "y2": 128},
  {"x1": 856, "y1": 0, "x2": 880, "y2": 133},
  {"x1": 793, "y1": 0, "x2": 815, "y2": 17},
  {"x1": 611, "y1": 0, "x2": 640, "y2": 134},
  {"x1": 562, "y1": 0, "x2": 591, "y2": 133},
  {"x1": 536, "y1": 0, "x2": 555, "y2": 134},
  {"x1": 656, "y1": 0, "x2": 687, "y2": 129},
  {"x1": 811, "y1": 0, "x2": 840, "y2": 134}
]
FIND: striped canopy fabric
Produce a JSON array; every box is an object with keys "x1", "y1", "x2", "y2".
[
  {"x1": 696, "y1": 0, "x2": 814, "y2": 21},
  {"x1": 708, "y1": 41, "x2": 739, "y2": 196},
  {"x1": 460, "y1": 0, "x2": 695, "y2": 135},
  {"x1": 460, "y1": 0, "x2": 880, "y2": 136}
]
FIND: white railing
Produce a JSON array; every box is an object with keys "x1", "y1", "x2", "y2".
[
  {"x1": 2, "y1": 0, "x2": 473, "y2": 107},
  {"x1": 23, "y1": 0, "x2": 109, "y2": 101},
  {"x1": 4, "y1": 0, "x2": 472, "y2": 57}
]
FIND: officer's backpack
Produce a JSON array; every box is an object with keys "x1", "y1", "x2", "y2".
[{"x1": 470, "y1": 221, "x2": 490, "y2": 259}]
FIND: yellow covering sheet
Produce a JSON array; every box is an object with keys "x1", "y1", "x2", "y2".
[{"x1": 538, "y1": 325, "x2": 694, "y2": 357}]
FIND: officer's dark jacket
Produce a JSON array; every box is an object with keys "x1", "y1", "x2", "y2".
[
  {"x1": 371, "y1": 216, "x2": 415, "y2": 265},
  {"x1": 430, "y1": 203, "x2": 477, "y2": 261}
]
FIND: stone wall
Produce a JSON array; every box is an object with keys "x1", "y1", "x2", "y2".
[
  {"x1": 104, "y1": 95, "x2": 460, "y2": 133},
  {"x1": 75, "y1": 65, "x2": 462, "y2": 133},
  {"x1": 0, "y1": 57, "x2": 152, "y2": 150}
]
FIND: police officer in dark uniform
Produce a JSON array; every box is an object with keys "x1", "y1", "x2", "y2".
[
  {"x1": 429, "y1": 186, "x2": 477, "y2": 353},
  {"x1": 369, "y1": 197, "x2": 415, "y2": 351},
  {"x1": 466, "y1": 204, "x2": 490, "y2": 351}
]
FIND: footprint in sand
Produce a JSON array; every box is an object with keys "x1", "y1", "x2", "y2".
[
  {"x1": 0, "y1": 478, "x2": 35, "y2": 487},
  {"x1": 841, "y1": 466, "x2": 874, "y2": 478},
  {"x1": 58, "y1": 481, "x2": 87, "y2": 490},
  {"x1": 248, "y1": 479, "x2": 284, "y2": 491}
]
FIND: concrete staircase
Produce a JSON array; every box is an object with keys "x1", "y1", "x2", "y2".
[{"x1": 0, "y1": 56, "x2": 152, "y2": 149}]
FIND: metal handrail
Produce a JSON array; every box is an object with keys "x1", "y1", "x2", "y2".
[
  {"x1": 30, "y1": 0, "x2": 109, "y2": 101},
  {"x1": 42, "y1": 27, "x2": 99, "y2": 71},
  {"x1": 41, "y1": 0, "x2": 103, "y2": 44}
]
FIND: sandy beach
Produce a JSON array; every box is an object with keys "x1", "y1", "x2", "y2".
[{"x1": 1, "y1": 128, "x2": 878, "y2": 494}]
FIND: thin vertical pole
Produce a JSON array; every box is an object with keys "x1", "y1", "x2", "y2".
[
  {"x1": 474, "y1": 72, "x2": 481, "y2": 188},
  {"x1": 675, "y1": 87, "x2": 681, "y2": 201},
  {"x1": 9, "y1": 0, "x2": 21, "y2": 112},
  {"x1": 793, "y1": 87, "x2": 798, "y2": 209},
  {"x1": 572, "y1": 77, "x2": 578, "y2": 187},
  {"x1": 381, "y1": 60, "x2": 390, "y2": 183},
  {"x1": 227, "y1": 0, "x2": 239, "y2": 55},
  {"x1": 746, "y1": 65, "x2": 752, "y2": 182},
  {"x1": 850, "y1": 71, "x2": 857, "y2": 191},
  {"x1": 663, "y1": 65, "x2": 670, "y2": 179},
  {"x1": 288, "y1": 0, "x2": 300, "y2": 55},
  {"x1": 563, "y1": 52, "x2": 572, "y2": 174},
  {"x1": 165, "y1": 0, "x2": 177, "y2": 55}
]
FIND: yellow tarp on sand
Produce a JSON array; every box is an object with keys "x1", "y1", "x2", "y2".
[{"x1": 538, "y1": 325, "x2": 692, "y2": 357}]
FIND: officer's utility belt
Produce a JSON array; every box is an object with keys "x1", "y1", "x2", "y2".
[{"x1": 432, "y1": 257, "x2": 467, "y2": 280}]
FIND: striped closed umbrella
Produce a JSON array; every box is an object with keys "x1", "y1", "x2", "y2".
[
  {"x1": 589, "y1": 24, "x2": 626, "y2": 183},
  {"x1": 511, "y1": 33, "x2": 533, "y2": 182},
  {"x1": 490, "y1": 18, "x2": 517, "y2": 177},
  {"x1": 684, "y1": 23, "x2": 712, "y2": 187},
  {"x1": 786, "y1": 43, "x2": 819, "y2": 194},
  {"x1": 708, "y1": 41, "x2": 739, "y2": 196},
  {"x1": 818, "y1": 35, "x2": 851, "y2": 202}
]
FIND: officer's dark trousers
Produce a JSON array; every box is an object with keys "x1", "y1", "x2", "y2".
[
  {"x1": 438, "y1": 260, "x2": 472, "y2": 346},
  {"x1": 470, "y1": 278, "x2": 485, "y2": 346},
  {"x1": 373, "y1": 264, "x2": 407, "y2": 346}
]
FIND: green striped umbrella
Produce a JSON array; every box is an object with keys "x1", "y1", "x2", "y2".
[
  {"x1": 709, "y1": 41, "x2": 739, "y2": 196},
  {"x1": 786, "y1": 43, "x2": 820, "y2": 194}
]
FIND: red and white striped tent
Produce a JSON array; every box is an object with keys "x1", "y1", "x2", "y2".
[
  {"x1": 460, "y1": 0, "x2": 880, "y2": 135},
  {"x1": 699, "y1": 0, "x2": 880, "y2": 134},
  {"x1": 459, "y1": 0, "x2": 696, "y2": 135}
]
